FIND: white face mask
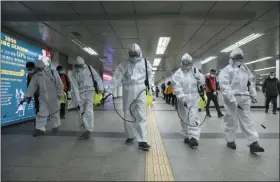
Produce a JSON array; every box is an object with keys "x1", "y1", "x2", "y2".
[
  {"x1": 28, "y1": 70, "x2": 34, "y2": 74},
  {"x1": 270, "y1": 76, "x2": 275, "y2": 79},
  {"x1": 59, "y1": 70, "x2": 65, "y2": 74},
  {"x1": 211, "y1": 74, "x2": 216, "y2": 77},
  {"x1": 130, "y1": 56, "x2": 140, "y2": 63}
]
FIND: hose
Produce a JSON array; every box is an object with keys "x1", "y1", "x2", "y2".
[
  {"x1": 235, "y1": 94, "x2": 267, "y2": 129},
  {"x1": 19, "y1": 98, "x2": 61, "y2": 118},
  {"x1": 176, "y1": 96, "x2": 208, "y2": 127},
  {"x1": 102, "y1": 89, "x2": 147, "y2": 123}
]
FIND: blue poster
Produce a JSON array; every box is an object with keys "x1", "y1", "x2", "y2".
[{"x1": 1, "y1": 32, "x2": 51, "y2": 126}]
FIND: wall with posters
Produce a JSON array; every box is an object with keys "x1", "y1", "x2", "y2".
[{"x1": 1, "y1": 32, "x2": 51, "y2": 126}]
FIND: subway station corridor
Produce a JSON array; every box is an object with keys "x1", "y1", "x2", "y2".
[
  {"x1": 1, "y1": 1, "x2": 280, "y2": 181},
  {"x1": 2, "y1": 97, "x2": 279, "y2": 181}
]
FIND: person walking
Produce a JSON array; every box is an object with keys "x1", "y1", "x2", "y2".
[
  {"x1": 56, "y1": 66, "x2": 71, "y2": 119},
  {"x1": 205, "y1": 69, "x2": 224, "y2": 118},
  {"x1": 262, "y1": 72, "x2": 280, "y2": 114}
]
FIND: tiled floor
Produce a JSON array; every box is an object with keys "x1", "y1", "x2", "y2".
[{"x1": 1, "y1": 97, "x2": 279, "y2": 181}]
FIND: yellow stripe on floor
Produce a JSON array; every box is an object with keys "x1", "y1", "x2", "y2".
[{"x1": 146, "y1": 107, "x2": 175, "y2": 181}]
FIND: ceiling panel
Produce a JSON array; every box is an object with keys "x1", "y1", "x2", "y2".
[
  {"x1": 134, "y1": 2, "x2": 181, "y2": 13},
  {"x1": 53, "y1": 21, "x2": 82, "y2": 26},
  {"x1": 180, "y1": 1, "x2": 215, "y2": 13},
  {"x1": 101, "y1": 1, "x2": 134, "y2": 14},
  {"x1": 114, "y1": 27, "x2": 138, "y2": 39},
  {"x1": 120, "y1": 38, "x2": 140, "y2": 49},
  {"x1": 70, "y1": 2, "x2": 105, "y2": 14},
  {"x1": 87, "y1": 25, "x2": 114, "y2": 37},
  {"x1": 1, "y1": 1, "x2": 32, "y2": 14},
  {"x1": 1, "y1": 22, "x2": 21, "y2": 28},
  {"x1": 83, "y1": 20, "x2": 109, "y2": 26},
  {"x1": 109, "y1": 20, "x2": 136, "y2": 28},
  {"x1": 210, "y1": 1, "x2": 248, "y2": 12},
  {"x1": 244, "y1": 1, "x2": 279, "y2": 17},
  {"x1": 17, "y1": 22, "x2": 47, "y2": 27},
  {"x1": 24, "y1": 1, "x2": 76, "y2": 15}
]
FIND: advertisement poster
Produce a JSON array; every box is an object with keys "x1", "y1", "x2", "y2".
[{"x1": 1, "y1": 32, "x2": 51, "y2": 126}]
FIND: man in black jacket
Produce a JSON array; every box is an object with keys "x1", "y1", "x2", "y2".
[
  {"x1": 26, "y1": 62, "x2": 40, "y2": 115},
  {"x1": 262, "y1": 72, "x2": 280, "y2": 114}
]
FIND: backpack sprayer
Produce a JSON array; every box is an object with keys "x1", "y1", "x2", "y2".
[
  {"x1": 100, "y1": 59, "x2": 151, "y2": 123},
  {"x1": 176, "y1": 84, "x2": 208, "y2": 127}
]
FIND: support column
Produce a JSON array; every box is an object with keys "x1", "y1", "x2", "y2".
[{"x1": 276, "y1": 59, "x2": 279, "y2": 108}]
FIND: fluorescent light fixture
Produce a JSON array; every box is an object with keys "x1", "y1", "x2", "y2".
[
  {"x1": 260, "y1": 73, "x2": 270, "y2": 76},
  {"x1": 221, "y1": 33, "x2": 263, "y2": 53},
  {"x1": 156, "y1": 37, "x2": 171, "y2": 55},
  {"x1": 254, "y1": 66, "x2": 275, "y2": 72},
  {"x1": 153, "y1": 58, "x2": 161, "y2": 67},
  {"x1": 71, "y1": 38, "x2": 85, "y2": 48},
  {"x1": 83, "y1": 47, "x2": 98, "y2": 55},
  {"x1": 201, "y1": 56, "x2": 217, "y2": 64},
  {"x1": 152, "y1": 67, "x2": 158, "y2": 71},
  {"x1": 245, "y1": 56, "x2": 273, "y2": 65}
]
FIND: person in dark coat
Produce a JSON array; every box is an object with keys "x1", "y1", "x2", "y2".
[
  {"x1": 26, "y1": 62, "x2": 40, "y2": 115},
  {"x1": 262, "y1": 72, "x2": 280, "y2": 114}
]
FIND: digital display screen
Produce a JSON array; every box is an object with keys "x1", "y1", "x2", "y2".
[{"x1": 1, "y1": 32, "x2": 51, "y2": 126}]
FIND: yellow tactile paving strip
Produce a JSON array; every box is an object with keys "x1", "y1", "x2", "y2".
[{"x1": 146, "y1": 107, "x2": 175, "y2": 181}]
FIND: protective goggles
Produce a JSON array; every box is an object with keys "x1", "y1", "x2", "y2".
[
  {"x1": 231, "y1": 54, "x2": 244, "y2": 61},
  {"x1": 129, "y1": 51, "x2": 140, "y2": 58},
  {"x1": 74, "y1": 64, "x2": 84, "y2": 69}
]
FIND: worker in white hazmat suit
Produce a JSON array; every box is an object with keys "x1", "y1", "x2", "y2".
[
  {"x1": 71, "y1": 56, "x2": 104, "y2": 140},
  {"x1": 218, "y1": 48, "x2": 264, "y2": 153},
  {"x1": 105, "y1": 43, "x2": 154, "y2": 151},
  {"x1": 21, "y1": 60, "x2": 64, "y2": 137},
  {"x1": 172, "y1": 53, "x2": 205, "y2": 147}
]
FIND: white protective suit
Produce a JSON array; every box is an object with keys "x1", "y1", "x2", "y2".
[
  {"x1": 25, "y1": 60, "x2": 63, "y2": 131},
  {"x1": 218, "y1": 48, "x2": 259, "y2": 145},
  {"x1": 71, "y1": 56, "x2": 103, "y2": 132},
  {"x1": 108, "y1": 43, "x2": 154, "y2": 142},
  {"x1": 172, "y1": 53, "x2": 205, "y2": 140}
]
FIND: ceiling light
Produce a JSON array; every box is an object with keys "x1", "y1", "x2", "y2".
[
  {"x1": 156, "y1": 37, "x2": 171, "y2": 55},
  {"x1": 152, "y1": 67, "x2": 158, "y2": 71},
  {"x1": 83, "y1": 47, "x2": 98, "y2": 55},
  {"x1": 201, "y1": 56, "x2": 217, "y2": 64},
  {"x1": 260, "y1": 73, "x2": 270, "y2": 76},
  {"x1": 221, "y1": 33, "x2": 263, "y2": 53},
  {"x1": 245, "y1": 56, "x2": 273, "y2": 65},
  {"x1": 71, "y1": 38, "x2": 85, "y2": 48},
  {"x1": 254, "y1": 66, "x2": 275, "y2": 72},
  {"x1": 153, "y1": 58, "x2": 161, "y2": 67}
]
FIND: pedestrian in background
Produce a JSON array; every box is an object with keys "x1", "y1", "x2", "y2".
[
  {"x1": 56, "y1": 66, "x2": 71, "y2": 119},
  {"x1": 262, "y1": 72, "x2": 280, "y2": 114},
  {"x1": 205, "y1": 69, "x2": 224, "y2": 118}
]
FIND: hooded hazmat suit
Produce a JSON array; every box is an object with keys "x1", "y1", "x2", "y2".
[
  {"x1": 218, "y1": 48, "x2": 260, "y2": 145},
  {"x1": 71, "y1": 56, "x2": 104, "y2": 136},
  {"x1": 25, "y1": 60, "x2": 64, "y2": 133},
  {"x1": 107, "y1": 43, "x2": 154, "y2": 147},
  {"x1": 172, "y1": 53, "x2": 205, "y2": 144}
]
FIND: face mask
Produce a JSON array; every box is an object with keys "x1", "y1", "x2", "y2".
[
  {"x1": 130, "y1": 56, "x2": 140, "y2": 63},
  {"x1": 211, "y1": 74, "x2": 216, "y2": 77},
  {"x1": 270, "y1": 76, "x2": 275, "y2": 79},
  {"x1": 59, "y1": 70, "x2": 65, "y2": 74},
  {"x1": 74, "y1": 64, "x2": 84, "y2": 70},
  {"x1": 28, "y1": 70, "x2": 34, "y2": 74}
]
